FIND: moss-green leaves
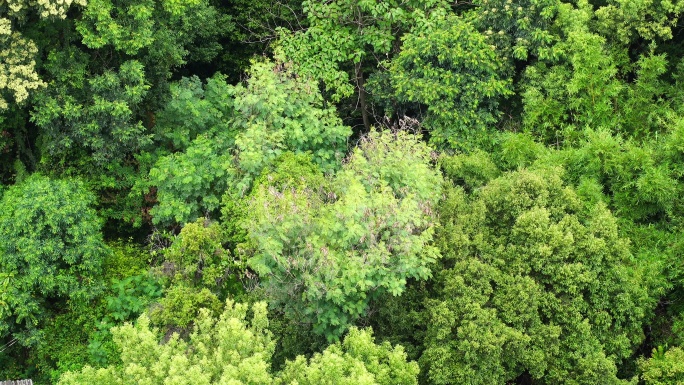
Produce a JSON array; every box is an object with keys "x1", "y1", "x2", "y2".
[
  {"x1": 391, "y1": 15, "x2": 512, "y2": 149},
  {"x1": 424, "y1": 165, "x2": 654, "y2": 384},
  {"x1": 0, "y1": 174, "x2": 108, "y2": 343}
]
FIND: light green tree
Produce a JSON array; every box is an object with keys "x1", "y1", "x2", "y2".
[
  {"x1": 244, "y1": 130, "x2": 442, "y2": 340},
  {"x1": 0, "y1": 20, "x2": 45, "y2": 110},
  {"x1": 521, "y1": 1, "x2": 623, "y2": 143},
  {"x1": 58, "y1": 300, "x2": 419, "y2": 385},
  {"x1": 162, "y1": 218, "x2": 231, "y2": 290},
  {"x1": 58, "y1": 301, "x2": 275, "y2": 385},
  {"x1": 276, "y1": 327, "x2": 418, "y2": 385},
  {"x1": 595, "y1": 0, "x2": 684, "y2": 45},
  {"x1": 639, "y1": 347, "x2": 684, "y2": 385},
  {"x1": 148, "y1": 61, "x2": 350, "y2": 226},
  {"x1": 520, "y1": 0, "x2": 679, "y2": 143}
]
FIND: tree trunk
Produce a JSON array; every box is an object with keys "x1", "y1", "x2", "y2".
[{"x1": 356, "y1": 62, "x2": 371, "y2": 131}]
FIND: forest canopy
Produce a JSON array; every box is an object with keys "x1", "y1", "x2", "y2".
[{"x1": 2, "y1": 0, "x2": 684, "y2": 384}]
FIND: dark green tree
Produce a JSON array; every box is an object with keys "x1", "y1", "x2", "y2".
[
  {"x1": 0, "y1": 174, "x2": 108, "y2": 344},
  {"x1": 389, "y1": 14, "x2": 512, "y2": 148},
  {"x1": 275, "y1": 0, "x2": 452, "y2": 128}
]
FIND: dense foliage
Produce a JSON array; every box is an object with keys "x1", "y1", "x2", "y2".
[
  {"x1": 425, "y1": 165, "x2": 653, "y2": 384},
  {"x1": 0, "y1": 175, "x2": 108, "y2": 345},
  {"x1": 244, "y1": 130, "x2": 441, "y2": 339},
  {"x1": 2, "y1": 0, "x2": 684, "y2": 383},
  {"x1": 59, "y1": 301, "x2": 418, "y2": 385}
]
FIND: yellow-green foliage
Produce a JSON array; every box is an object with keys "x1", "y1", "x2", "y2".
[
  {"x1": 1, "y1": 0, "x2": 86, "y2": 109},
  {"x1": 59, "y1": 301, "x2": 275, "y2": 384},
  {"x1": 149, "y1": 284, "x2": 222, "y2": 329},
  {"x1": 103, "y1": 240, "x2": 150, "y2": 280},
  {"x1": 639, "y1": 347, "x2": 684, "y2": 385},
  {"x1": 424, "y1": 165, "x2": 655, "y2": 384},
  {"x1": 276, "y1": 327, "x2": 419, "y2": 385},
  {"x1": 58, "y1": 301, "x2": 419, "y2": 385},
  {"x1": 164, "y1": 218, "x2": 231, "y2": 289},
  {"x1": 3, "y1": 0, "x2": 86, "y2": 18}
]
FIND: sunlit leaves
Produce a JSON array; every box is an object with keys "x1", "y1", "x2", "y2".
[
  {"x1": 596, "y1": 0, "x2": 684, "y2": 44},
  {"x1": 58, "y1": 301, "x2": 419, "y2": 385},
  {"x1": 423, "y1": 165, "x2": 655, "y2": 384},
  {"x1": 149, "y1": 61, "x2": 350, "y2": 226},
  {"x1": 59, "y1": 301, "x2": 276, "y2": 384},
  {"x1": 276, "y1": 327, "x2": 419, "y2": 385},
  {"x1": 639, "y1": 346, "x2": 684, "y2": 385},
  {"x1": 232, "y1": 61, "x2": 350, "y2": 184},
  {"x1": 162, "y1": 218, "x2": 233, "y2": 290},
  {"x1": 245, "y1": 130, "x2": 441, "y2": 340}
]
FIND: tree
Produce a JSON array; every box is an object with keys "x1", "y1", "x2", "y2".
[
  {"x1": 57, "y1": 300, "x2": 419, "y2": 385},
  {"x1": 9, "y1": 0, "x2": 231, "y2": 227},
  {"x1": 244, "y1": 130, "x2": 442, "y2": 340},
  {"x1": 276, "y1": 327, "x2": 419, "y2": 385},
  {"x1": 520, "y1": 0, "x2": 679, "y2": 144},
  {"x1": 595, "y1": 0, "x2": 684, "y2": 45},
  {"x1": 58, "y1": 301, "x2": 275, "y2": 385},
  {"x1": 1, "y1": 0, "x2": 81, "y2": 181},
  {"x1": 148, "y1": 61, "x2": 350, "y2": 226},
  {"x1": 469, "y1": 0, "x2": 561, "y2": 63},
  {"x1": 0, "y1": 20, "x2": 45, "y2": 110},
  {"x1": 275, "y1": 0, "x2": 451, "y2": 128},
  {"x1": 520, "y1": 1, "x2": 624, "y2": 143},
  {"x1": 29, "y1": 0, "x2": 225, "y2": 167},
  {"x1": 639, "y1": 347, "x2": 684, "y2": 385},
  {"x1": 422, "y1": 165, "x2": 655, "y2": 384},
  {"x1": 0, "y1": 174, "x2": 108, "y2": 344},
  {"x1": 162, "y1": 218, "x2": 232, "y2": 290},
  {"x1": 231, "y1": 61, "x2": 350, "y2": 183},
  {"x1": 32, "y1": 55, "x2": 151, "y2": 166},
  {"x1": 389, "y1": 14, "x2": 512, "y2": 148},
  {"x1": 0, "y1": 0, "x2": 85, "y2": 110},
  {"x1": 75, "y1": 0, "x2": 222, "y2": 88}
]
